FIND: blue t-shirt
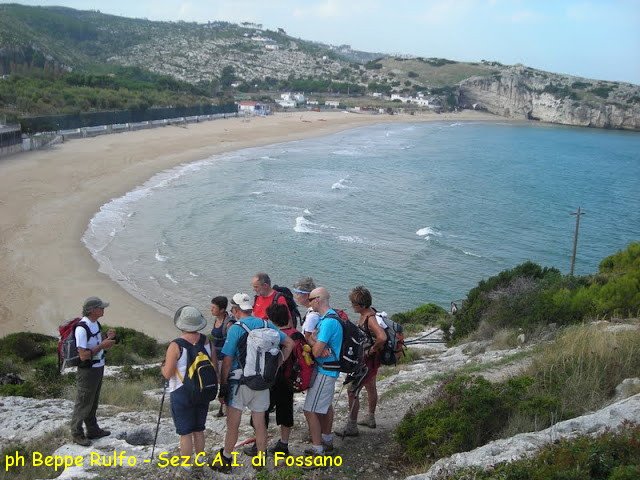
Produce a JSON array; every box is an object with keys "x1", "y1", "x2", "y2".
[
  {"x1": 221, "y1": 316, "x2": 287, "y2": 372},
  {"x1": 315, "y1": 309, "x2": 343, "y2": 378}
]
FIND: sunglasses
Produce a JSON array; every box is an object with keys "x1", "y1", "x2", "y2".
[{"x1": 308, "y1": 296, "x2": 319, "y2": 302}]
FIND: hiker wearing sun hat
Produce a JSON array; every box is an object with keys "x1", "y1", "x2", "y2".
[
  {"x1": 161, "y1": 305, "x2": 219, "y2": 475},
  {"x1": 70, "y1": 296, "x2": 116, "y2": 446}
]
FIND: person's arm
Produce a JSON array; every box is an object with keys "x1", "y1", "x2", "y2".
[
  {"x1": 161, "y1": 342, "x2": 180, "y2": 380},
  {"x1": 311, "y1": 339, "x2": 328, "y2": 358},
  {"x1": 368, "y1": 315, "x2": 387, "y2": 355},
  {"x1": 208, "y1": 339, "x2": 219, "y2": 378},
  {"x1": 77, "y1": 328, "x2": 115, "y2": 361},
  {"x1": 280, "y1": 335, "x2": 295, "y2": 363}
]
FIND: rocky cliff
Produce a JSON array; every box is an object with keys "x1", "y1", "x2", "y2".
[{"x1": 459, "y1": 66, "x2": 640, "y2": 130}]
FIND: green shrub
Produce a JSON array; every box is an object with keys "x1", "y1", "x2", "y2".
[
  {"x1": 392, "y1": 303, "x2": 448, "y2": 326},
  {"x1": 447, "y1": 423, "x2": 640, "y2": 480},
  {"x1": 104, "y1": 326, "x2": 161, "y2": 365},
  {"x1": 0, "y1": 332, "x2": 57, "y2": 361},
  {"x1": 395, "y1": 375, "x2": 511, "y2": 462},
  {"x1": 452, "y1": 261, "x2": 560, "y2": 340},
  {"x1": 451, "y1": 243, "x2": 640, "y2": 341},
  {"x1": 0, "y1": 382, "x2": 36, "y2": 397}
]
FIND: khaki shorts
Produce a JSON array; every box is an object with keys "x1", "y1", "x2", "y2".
[{"x1": 228, "y1": 382, "x2": 270, "y2": 412}]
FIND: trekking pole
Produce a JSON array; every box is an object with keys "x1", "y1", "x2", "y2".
[{"x1": 151, "y1": 380, "x2": 168, "y2": 460}]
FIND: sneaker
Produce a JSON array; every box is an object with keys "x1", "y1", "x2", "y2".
[
  {"x1": 243, "y1": 443, "x2": 258, "y2": 456},
  {"x1": 335, "y1": 421, "x2": 359, "y2": 437},
  {"x1": 268, "y1": 440, "x2": 289, "y2": 456},
  {"x1": 72, "y1": 433, "x2": 91, "y2": 447},
  {"x1": 210, "y1": 448, "x2": 232, "y2": 474},
  {"x1": 357, "y1": 415, "x2": 377, "y2": 428},
  {"x1": 303, "y1": 446, "x2": 324, "y2": 456},
  {"x1": 86, "y1": 428, "x2": 111, "y2": 439},
  {"x1": 322, "y1": 441, "x2": 334, "y2": 454}
]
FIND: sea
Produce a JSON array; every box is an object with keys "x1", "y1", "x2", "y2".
[{"x1": 82, "y1": 121, "x2": 640, "y2": 317}]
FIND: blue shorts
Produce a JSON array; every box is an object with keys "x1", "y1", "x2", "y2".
[{"x1": 170, "y1": 385, "x2": 210, "y2": 435}]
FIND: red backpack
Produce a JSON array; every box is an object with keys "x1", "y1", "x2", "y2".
[
  {"x1": 281, "y1": 328, "x2": 314, "y2": 392},
  {"x1": 58, "y1": 318, "x2": 100, "y2": 372}
]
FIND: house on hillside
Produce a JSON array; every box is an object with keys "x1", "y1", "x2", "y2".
[
  {"x1": 237, "y1": 101, "x2": 271, "y2": 115},
  {"x1": 325, "y1": 100, "x2": 340, "y2": 108}
]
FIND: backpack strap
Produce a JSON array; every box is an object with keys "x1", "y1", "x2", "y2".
[{"x1": 172, "y1": 334, "x2": 213, "y2": 382}]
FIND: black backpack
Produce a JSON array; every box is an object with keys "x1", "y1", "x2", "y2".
[
  {"x1": 322, "y1": 310, "x2": 366, "y2": 374},
  {"x1": 272, "y1": 285, "x2": 302, "y2": 329},
  {"x1": 174, "y1": 334, "x2": 218, "y2": 403}
]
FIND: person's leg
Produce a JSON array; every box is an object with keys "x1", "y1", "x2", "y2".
[
  {"x1": 70, "y1": 368, "x2": 93, "y2": 437},
  {"x1": 223, "y1": 406, "x2": 242, "y2": 456},
  {"x1": 347, "y1": 388, "x2": 359, "y2": 422},
  {"x1": 303, "y1": 410, "x2": 323, "y2": 446},
  {"x1": 251, "y1": 410, "x2": 268, "y2": 453},
  {"x1": 192, "y1": 431, "x2": 205, "y2": 455},
  {"x1": 84, "y1": 367, "x2": 104, "y2": 433},
  {"x1": 179, "y1": 434, "x2": 193, "y2": 457},
  {"x1": 366, "y1": 378, "x2": 378, "y2": 416}
]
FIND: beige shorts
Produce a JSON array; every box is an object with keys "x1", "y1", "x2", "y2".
[{"x1": 228, "y1": 382, "x2": 270, "y2": 412}]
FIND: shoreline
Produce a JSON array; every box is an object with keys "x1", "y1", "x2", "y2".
[{"x1": 0, "y1": 110, "x2": 510, "y2": 341}]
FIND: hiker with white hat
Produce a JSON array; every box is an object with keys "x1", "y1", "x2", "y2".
[{"x1": 162, "y1": 305, "x2": 219, "y2": 475}]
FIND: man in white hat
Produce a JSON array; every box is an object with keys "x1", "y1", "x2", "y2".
[
  {"x1": 212, "y1": 293, "x2": 294, "y2": 474},
  {"x1": 70, "y1": 296, "x2": 116, "y2": 446}
]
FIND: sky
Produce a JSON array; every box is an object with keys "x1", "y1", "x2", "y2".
[{"x1": 2, "y1": 0, "x2": 639, "y2": 85}]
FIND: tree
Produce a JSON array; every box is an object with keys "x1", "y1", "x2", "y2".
[{"x1": 220, "y1": 66, "x2": 236, "y2": 89}]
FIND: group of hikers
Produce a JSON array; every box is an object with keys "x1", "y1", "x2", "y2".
[{"x1": 68, "y1": 272, "x2": 397, "y2": 475}]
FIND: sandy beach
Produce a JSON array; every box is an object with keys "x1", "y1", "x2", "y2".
[{"x1": 0, "y1": 110, "x2": 502, "y2": 341}]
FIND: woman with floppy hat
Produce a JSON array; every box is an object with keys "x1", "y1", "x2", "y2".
[{"x1": 162, "y1": 305, "x2": 218, "y2": 472}]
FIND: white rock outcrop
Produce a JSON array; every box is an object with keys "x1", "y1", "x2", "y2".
[{"x1": 405, "y1": 393, "x2": 640, "y2": 480}]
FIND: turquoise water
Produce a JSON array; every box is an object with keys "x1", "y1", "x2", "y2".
[{"x1": 83, "y1": 121, "x2": 640, "y2": 316}]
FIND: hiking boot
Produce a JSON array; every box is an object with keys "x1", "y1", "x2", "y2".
[
  {"x1": 72, "y1": 433, "x2": 91, "y2": 447},
  {"x1": 322, "y1": 441, "x2": 334, "y2": 454},
  {"x1": 357, "y1": 415, "x2": 377, "y2": 428},
  {"x1": 86, "y1": 428, "x2": 111, "y2": 439},
  {"x1": 303, "y1": 446, "x2": 324, "y2": 456},
  {"x1": 335, "y1": 421, "x2": 359, "y2": 437},
  {"x1": 210, "y1": 448, "x2": 232, "y2": 474},
  {"x1": 243, "y1": 443, "x2": 258, "y2": 457},
  {"x1": 268, "y1": 440, "x2": 289, "y2": 456}
]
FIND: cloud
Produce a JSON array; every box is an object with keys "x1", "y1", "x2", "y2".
[
  {"x1": 293, "y1": 0, "x2": 378, "y2": 19},
  {"x1": 508, "y1": 9, "x2": 545, "y2": 23},
  {"x1": 416, "y1": 0, "x2": 480, "y2": 25}
]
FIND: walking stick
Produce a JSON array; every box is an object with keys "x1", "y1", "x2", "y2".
[{"x1": 151, "y1": 380, "x2": 168, "y2": 460}]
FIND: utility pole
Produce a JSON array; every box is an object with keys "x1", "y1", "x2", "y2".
[{"x1": 570, "y1": 207, "x2": 585, "y2": 276}]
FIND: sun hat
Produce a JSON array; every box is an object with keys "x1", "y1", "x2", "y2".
[
  {"x1": 230, "y1": 293, "x2": 253, "y2": 311},
  {"x1": 174, "y1": 305, "x2": 207, "y2": 332},
  {"x1": 82, "y1": 297, "x2": 109, "y2": 315}
]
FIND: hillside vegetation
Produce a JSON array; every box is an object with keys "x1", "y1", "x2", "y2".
[{"x1": 2, "y1": 2, "x2": 638, "y2": 130}]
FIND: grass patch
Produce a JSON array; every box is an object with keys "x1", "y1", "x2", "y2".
[
  {"x1": 447, "y1": 423, "x2": 640, "y2": 480},
  {"x1": 525, "y1": 324, "x2": 640, "y2": 418},
  {"x1": 0, "y1": 427, "x2": 68, "y2": 480},
  {"x1": 380, "y1": 382, "x2": 421, "y2": 401}
]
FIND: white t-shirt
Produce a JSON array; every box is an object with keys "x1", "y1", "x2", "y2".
[
  {"x1": 302, "y1": 308, "x2": 321, "y2": 334},
  {"x1": 74, "y1": 317, "x2": 105, "y2": 368}
]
